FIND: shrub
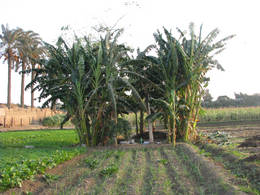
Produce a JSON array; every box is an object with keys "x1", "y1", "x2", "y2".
[
  {"x1": 42, "y1": 114, "x2": 71, "y2": 127},
  {"x1": 99, "y1": 164, "x2": 118, "y2": 177}
]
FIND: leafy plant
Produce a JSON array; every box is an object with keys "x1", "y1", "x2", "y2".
[
  {"x1": 157, "y1": 159, "x2": 168, "y2": 165},
  {"x1": 0, "y1": 150, "x2": 80, "y2": 191},
  {"x1": 85, "y1": 159, "x2": 99, "y2": 170},
  {"x1": 42, "y1": 114, "x2": 71, "y2": 127},
  {"x1": 99, "y1": 164, "x2": 118, "y2": 177},
  {"x1": 42, "y1": 173, "x2": 60, "y2": 185}
]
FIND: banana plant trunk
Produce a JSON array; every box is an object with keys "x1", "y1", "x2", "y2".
[
  {"x1": 146, "y1": 95, "x2": 154, "y2": 143},
  {"x1": 139, "y1": 110, "x2": 144, "y2": 136},
  {"x1": 135, "y1": 112, "x2": 139, "y2": 135}
]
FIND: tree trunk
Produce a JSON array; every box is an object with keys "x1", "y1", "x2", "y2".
[
  {"x1": 31, "y1": 64, "x2": 35, "y2": 108},
  {"x1": 147, "y1": 99, "x2": 154, "y2": 143},
  {"x1": 20, "y1": 62, "x2": 25, "y2": 108},
  {"x1": 135, "y1": 112, "x2": 139, "y2": 135},
  {"x1": 7, "y1": 53, "x2": 12, "y2": 109},
  {"x1": 139, "y1": 110, "x2": 144, "y2": 136}
]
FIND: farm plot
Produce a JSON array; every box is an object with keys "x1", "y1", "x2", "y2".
[
  {"x1": 197, "y1": 122, "x2": 260, "y2": 194},
  {"x1": 3, "y1": 144, "x2": 249, "y2": 195},
  {"x1": 198, "y1": 122, "x2": 260, "y2": 160},
  {"x1": 0, "y1": 129, "x2": 86, "y2": 191}
]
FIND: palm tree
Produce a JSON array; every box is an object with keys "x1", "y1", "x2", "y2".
[
  {"x1": 16, "y1": 30, "x2": 42, "y2": 108},
  {"x1": 28, "y1": 38, "x2": 44, "y2": 108},
  {"x1": 0, "y1": 24, "x2": 22, "y2": 108}
]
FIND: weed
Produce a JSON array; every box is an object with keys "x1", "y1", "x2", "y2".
[
  {"x1": 85, "y1": 158, "x2": 99, "y2": 170},
  {"x1": 42, "y1": 173, "x2": 60, "y2": 185},
  {"x1": 99, "y1": 164, "x2": 118, "y2": 177},
  {"x1": 157, "y1": 159, "x2": 168, "y2": 165}
]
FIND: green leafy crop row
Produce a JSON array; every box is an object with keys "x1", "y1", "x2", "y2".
[{"x1": 0, "y1": 149, "x2": 81, "y2": 191}]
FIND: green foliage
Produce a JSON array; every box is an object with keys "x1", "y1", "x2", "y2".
[
  {"x1": 42, "y1": 173, "x2": 60, "y2": 185},
  {"x1": 0, "y1": 150, "x2": 80, "y2": 190},
  {"x1": 0, "y1": 129, "x2": 78, "y2": 149},
  {"x1": 199, "y1": 106, "x2": 260, "y2": 122},
  {"x1": 85, "y1": 158, "x2": 99, "y2": 170},
  {"x1": 28, "y1": 29, "x2": 143, "y2": 146},
  {"x1": 0, "y1": 129, "x2": 85, "y2": 191},
  {"x1": 42, "y1": 114, "x2": 71, "y2": 127},
  {"x1": 138, "y1": 24, "x2": 234, "y2": 145},
  {"x1": 99, "y1": 164, "x2": 118, "y2": 177},
  {"x1": 25, "y1": 23, "x2": 234, "y2": 147},
  {"x1": 157, "y1": 159, "x2": 168, "y2": 165},
  {"x1": 110, "y1": 118, "x2": 132, "y2": 139}
]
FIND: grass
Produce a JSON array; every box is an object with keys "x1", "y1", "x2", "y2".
[{"x1": 199, "y1": 106, "x2": 260, "y2": 123}]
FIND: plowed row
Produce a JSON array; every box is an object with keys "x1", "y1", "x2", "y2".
[{"x1": 4, "y1": 144, "x2": 246, "y2": 195}]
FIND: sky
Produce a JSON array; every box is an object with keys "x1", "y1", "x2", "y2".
[{"x1": 0, "y1": 0, "x2": 259, "y2": 106}]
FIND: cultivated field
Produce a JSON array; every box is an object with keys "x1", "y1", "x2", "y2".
[
  {"x1": 197, "y1": 121, "x2": 260, "y2": 194},
  {"x1": 199, "y1": 107, "x2": 260, "y2": 122},
  {"x1": 1, "y1": 122, "x2": 259, "y2": 194},
  {"x1": 2, "y1": 144, "x2": 250, "y2": 195}
]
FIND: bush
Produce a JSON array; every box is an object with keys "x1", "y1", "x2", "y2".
[{"x1": 42, "y1": 114, "x2": 71, "y2": 127}]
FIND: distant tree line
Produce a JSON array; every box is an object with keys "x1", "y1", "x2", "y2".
[{"x1": 202, "y1": 90, "x2": 260, "y2": 108}]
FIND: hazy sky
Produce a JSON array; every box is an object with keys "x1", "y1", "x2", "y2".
[{"x1": 0, "y1": 0, "x2": 259, "y2": 106}]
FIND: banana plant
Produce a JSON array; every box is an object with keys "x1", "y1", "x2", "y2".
[
  {"x1": 144, "y1": 24, "x2": 234, "y2": 146},
  {"x1": 27, "y1": 29, "x2": 145, "y2": 146}
]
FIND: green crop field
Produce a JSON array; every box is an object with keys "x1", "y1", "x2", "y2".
[
  {"x1": 5, "y1": 144, "x2": 258, "y2": 195},
  {"x1": 1, "y1": 130, "x2": 259, "y2": 194},
  {"x1": 0, "y1": 130, "x2": 86, "y2": 190},
  {"x1": 199, "y1": 106, "x2": 260, "y2": 123}
]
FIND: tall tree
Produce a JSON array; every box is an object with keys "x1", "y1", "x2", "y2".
[
  {"x1": 0, "y1": 24, "x2": 22, "y2": 108},
  {"x1": 28, "y1": 38, "x2": 44, "y2": 108},
  {"x1": 16, "y1": 29, "x2": 42, "y2": 108}
]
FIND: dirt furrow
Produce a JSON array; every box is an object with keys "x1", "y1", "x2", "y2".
[
  {"x1": 148, "y1": 149, "x2": 173, "y2": 195},
  {"x1": 126, "y1": 149, "x2": 146, "y2": 195},
  {"x1": 175, "y1": 143, "x2": 245, "y2": 195},
  {"x1": 140, "y1": 149, "x2": 157, "y2": 195},
  {"x1": 161, "y1": 147, "x2": 198, "y2": 195},
  {"x1": 71, "y1": 150, "x2": 123, "y2": 195},
  {"x1": 39, "y1": 150, "x2": 116, "y2": 195},
  {"x1": 196, "y1": 143, "x2": 260, "y2": 193},
  {"x1": 102, "y1": 150, "x2": 133, "y2": 195},
  {"x1": 107, "y1": 149, "x2": 137, "y2": 194}
]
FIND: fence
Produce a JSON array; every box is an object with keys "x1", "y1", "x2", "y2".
[{"x1": 0, "y1": 107, "x2": 62, "y2": 128}]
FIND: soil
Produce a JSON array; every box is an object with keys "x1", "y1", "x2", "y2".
[{"x1": 198, "y1": 121, "x2": 260, "y2": 160}]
